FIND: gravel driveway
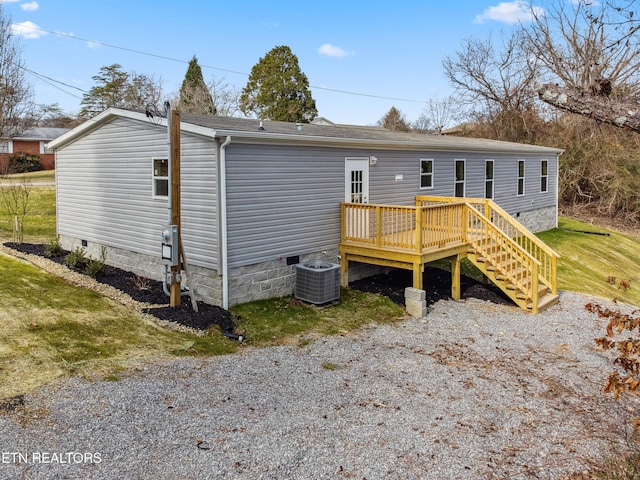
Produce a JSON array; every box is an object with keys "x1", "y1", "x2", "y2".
[{"x1": 1, "y1": 292, "x2": 638, "y2": 480}]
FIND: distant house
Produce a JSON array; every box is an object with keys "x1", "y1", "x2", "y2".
[
  {"x1": 0, "y1": 127, "x2": 70, "y2": 171},
  {"x1": 48, "y1": 108, "x2": 562, "y2": 311}
]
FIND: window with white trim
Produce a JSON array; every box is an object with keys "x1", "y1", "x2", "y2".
[
  {"x1": 454, "y1": 159, "x2": 465, "y2": 197},
  {"x1": 153, "y1": 158, "x2": 169, "y2": 197},
  {"x1": 517, "y1": 160, "x2": 525, "y2": 196},
  {"x1": 0, "y1": 140, "x2": 13, "y2": 154},
  {"x1": 40, "y1": 141, "x2": 54, "y2": 154},
  {"x1": 485, "y1": 160, "x2": 494, "y2": 199},
  {"x1": 540, "y1": 160, "x2": 548, "y2": 193},
  {"x1": 420, "y1": 159, "x2": 434, "y2": 189}
]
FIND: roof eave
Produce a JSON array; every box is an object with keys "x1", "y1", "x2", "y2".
[
  {"x1": 47, "y1": 108, "x2": 218, "y2": 150},
  {"x1": 211, "y1": 129, "x2": 564, "y2": 155}
]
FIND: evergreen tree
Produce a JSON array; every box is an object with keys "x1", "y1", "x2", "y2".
[
  {"x1": 240, "y1": 45, "x2": 317, "y2": 123},
  {"x1": 80, "y1": 64, "x2": 163, "y2": 118},
  {"x1": 178, "y1": 56, "x2": 215, "y2": 115},
  {"x1": 80, "y1": 64, "x2": 130, "y2": 118}
]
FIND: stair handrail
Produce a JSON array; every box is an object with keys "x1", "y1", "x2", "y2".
[
  {"x1": 481, "y1": 199, "x2": 559, "y2": 294},
  {"x1": 417, "y1": 195, "x2": 558, "y2": 294},
  {"x1": 466, "y1": 204, "x2": 541, "y2": 305}
]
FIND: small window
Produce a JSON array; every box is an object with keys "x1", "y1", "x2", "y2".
[
  {"x1": 485, "y1": 160, "x2": 494, "y2": 199},
  {"x1": 40, "y1": 141, "x2": 54, "y2": 154},
  {"x1": 517, "y1": 160, "x2": 525, "y2": 196},
  {"x1": 0, "y1": 141, "x2": 12, "y2": 154},
  {"x1": 540, "y1": 159, "x2": 548, "y2": 193},
  {"x1": 153, "y1": 158, "x2": 169, "y2": 197},
  {"x1": 420, "y1": 159, "x2": 434, "y2": 189},
  {"x1": 454, "y1": 159, "x2": 465, "y2": 197}
]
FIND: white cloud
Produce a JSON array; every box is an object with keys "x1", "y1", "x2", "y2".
[
  {"x1": 86, "y1": 40, "x2": 102, "y2": 49},
  {"x1": 21, "y1": 1, "x2": 39, "y2": 11},
  {"x1": 318, "y1": 43, "x2": 351, "y2": 58},
  {"x1": 474, "y1": 1, "x2": 544, "y2": 24},
  {"x1": 11, "y1": 20, "x2": 45, "y2": 39},
  {"x1": 0, "y1": 0, "x2": 21, "y2": 3}
]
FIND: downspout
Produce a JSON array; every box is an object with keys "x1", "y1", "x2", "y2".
[{"x1": 220, "y1": 135, "x2": 232, "y2": 309}]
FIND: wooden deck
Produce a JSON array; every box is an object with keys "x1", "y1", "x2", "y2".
[{"x1": 339, "y1": 196, "x2": 559, "y2": 313}]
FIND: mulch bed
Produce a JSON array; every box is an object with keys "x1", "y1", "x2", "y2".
[
  {"x1": 4, "y1": 242, "x2": 235, "y2": 333},
  {"x1": 350, "y1": 266, "x2": 511, "y2": 307},
  {"x1": 5, "y1": 242, "x2": 511, "y2": 333}
]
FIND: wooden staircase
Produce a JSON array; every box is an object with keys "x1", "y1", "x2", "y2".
[
  {"x1": 416, "y1": 196, "x2": 560, "y2": 313},
  {"x1": 340, "y1": 196, "x2": 560, "y2": 314},
  {"x1": 466, "y1": 237, "x2": 559, "y2": 313},
  {"x1": 462, "y1": 205, "x2": 558, "y2": 312}
]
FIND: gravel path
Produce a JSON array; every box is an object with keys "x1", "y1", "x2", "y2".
[{"x1": 2, "y1": 292, "x2": 639, "y2": 479}]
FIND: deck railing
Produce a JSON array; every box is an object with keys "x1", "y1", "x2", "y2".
[
  {"x1": 341, "y1": 202, "x2": 467, "y2": 252},
  {"x1": 416, "y1": 196, "x2": 559, "y2": 294},
  {"x1": 342, "y1": 197, "x2": 559, "y2": 305}
]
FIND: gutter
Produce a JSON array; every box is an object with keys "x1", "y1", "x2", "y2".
[{"x1": 219, "y1": 135, "x2": 232, "y2": 309}]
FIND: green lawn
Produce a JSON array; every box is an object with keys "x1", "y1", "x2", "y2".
[
  {"x1": 0, "y1": 169, "x2": 55, "y2": 182},
  {"x1": 0, "y1": 185, "x2": 56, "y2": 242},
  {"x1": 537, "y1": 217, "x2": 640, "y2": 306},
  {"x1": 2, "y1": 183, "x2": 640, "y2": 400},
  {"x1": 0, "y1": 253, "x2": 237, "y2": 399}
]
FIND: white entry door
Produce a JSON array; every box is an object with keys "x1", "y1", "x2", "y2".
[
  {"x1": 345, "y1": 158, "x2": 370, "y2": 238},
  {"x1": 345, "y1": 157, "x2": 369, "y2": 203}
]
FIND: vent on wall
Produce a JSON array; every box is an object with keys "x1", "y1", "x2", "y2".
[{"x1": 294, "y1": 260, "x2": 340, "y2": 305}]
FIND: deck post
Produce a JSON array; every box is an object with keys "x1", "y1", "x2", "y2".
[
  {"x1": 340, "y1": 254, "x2": 349, "y2": 287},
  {"x1": 451, "y1": 253, "x2": 462, "y2": 300},
  {"x1": 413, "y1": 262, "x2": 423, "y2": 290}
]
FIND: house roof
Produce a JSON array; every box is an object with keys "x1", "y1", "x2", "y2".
[
  {"x1": 49, "y1": 108, "x2": 563, "y2": 155},
  {"x1": 13, "y1": 127, "x2": 70, "y2": 141}
]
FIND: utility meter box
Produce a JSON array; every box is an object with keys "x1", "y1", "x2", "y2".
[{"x1": 161, "y1": 224, "x2": 179, "y2": 266}]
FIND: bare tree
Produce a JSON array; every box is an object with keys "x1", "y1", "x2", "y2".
[
  {"x1": 528, "y1": 0, "x2": 640, "y2": 132},
  {"x1": 0, "y1": 167, "x2": 30, "y2": 243},
  {"x1": 0, "y1": 3, "x2": 34, "y2": 138},
  {"x1": 208, "y1": 76, "x2": 241, "y2": 117},
  {"x1": 414, "y1": 96, "x2": 460, "y2": 134},
  {"x1": 442, "y1": 31, "x2": 541, "y2": 142}
]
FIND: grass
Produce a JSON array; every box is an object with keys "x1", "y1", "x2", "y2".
[
  {"x1": 0, "y1": 253, "x2": 237, "y2": 399},
  {"x1": 0, "y1": 169, "x2": 55, "y2": 183},
  {"x1": 537, "y1": 217, "x2": 640, "y2": 307},
  {"x1": 230, "y1": 289, "x2": 404, "y2": 347},
  {"x1": 0, "y1": 251, "x2": 403, "y2": 399},
  {"x1": 0, "y1": 185, "x2": 56, "y2": 242}
]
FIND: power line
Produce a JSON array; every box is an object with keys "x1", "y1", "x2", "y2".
[
  {"x1": 20, "y1": 23, "x2": 428, "y2": 105},
  {"x1": 19, "y1": 64, "x2": 86, "y2": 99}
]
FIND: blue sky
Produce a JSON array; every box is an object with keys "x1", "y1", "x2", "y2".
[{"x1": 5, "y1": 0, "x2": 537, "y2": 125}]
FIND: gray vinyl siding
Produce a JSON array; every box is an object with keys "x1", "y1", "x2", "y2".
[
  {"x1": 225, "y1": 143, "x2": 344, "y2": 268},
  {"x1": 366, "y1": 151, "x2": 558, "y2": 214},
  {"x1": 224, "y1": 143, "x2": 558, "y2": 268},
  {"x1": 56, "y1": 117, "x2": 218, "y2": 269}
]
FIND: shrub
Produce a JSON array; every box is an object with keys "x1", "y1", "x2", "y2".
[
  {"x1": 44, "y1": 237, "x2": 64, "y2": 258},
  {"x1": 7, "y1": 153, "x2": 42, "y2": 174},
  {"x1": 85, "y1": 246, "x2": 107, "y2": 278},
  {"x1": 64, "y1": 246, "x2": 88, "y2": 270}
]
